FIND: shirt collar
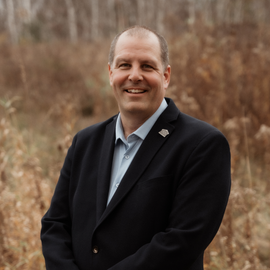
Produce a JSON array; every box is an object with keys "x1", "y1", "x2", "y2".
[{"x1": 115, "y1": 98, "x2": 168, "y2": 144}]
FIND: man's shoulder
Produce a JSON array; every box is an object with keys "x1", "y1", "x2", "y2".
[
  {"x1": 176, "y1": 111, "x2": 227, "y2": 143},
  {"x1": 158, "y1": 98, "x2": 226, "y2": 141},
  {"x1": 179, "y1": 112, "x2": 219, "y2": 132},
  {"x1": 164, "y1": 98, "x2": 221, "y2": 132}
]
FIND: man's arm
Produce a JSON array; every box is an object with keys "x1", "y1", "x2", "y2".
[
  {"x1": 41, "y1": 135, "x2": 80, "y2": 270},
  {"x1": 108, "y1": 130, "x2": 231, "y2": 270}
]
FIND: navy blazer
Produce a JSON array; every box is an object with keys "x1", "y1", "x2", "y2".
[{"x1": 41, "y1": 98, "x2": 231, "y2": 270}]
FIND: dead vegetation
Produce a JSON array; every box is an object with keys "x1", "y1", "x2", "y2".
[{"x1": 0, "y1": 24, "x2": 270, "y2": 270}]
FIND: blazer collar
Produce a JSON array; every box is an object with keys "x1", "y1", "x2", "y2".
[
  {"x1": 96, "y1": 98, "x2": 180, "y2": 226},
  {"x1": 96, "y1": 117, "x2": 116, "y2": 222}
]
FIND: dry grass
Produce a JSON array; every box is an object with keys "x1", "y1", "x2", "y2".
[
  {"x1": 0, "y1": 24, "x2": 270, "y2": 269},
  {"x1": 0, "y1": 110, "x2": 49, "y2": 269}
]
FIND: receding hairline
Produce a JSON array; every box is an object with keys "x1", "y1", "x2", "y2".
[
  {"x1": 115, "y1": 30, "x2": 160, "y2": 60},
  {"x1": 123, "y1": 27, "x2": 153, "y2": 39},
  {"x1": 108, "y1": 25, "x2": 169, "y2": 70}
]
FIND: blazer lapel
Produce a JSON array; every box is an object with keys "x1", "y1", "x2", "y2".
[
  {"x1": 96, "y1": 117, "x2": 116, "y2": 222},
  {"x1": 96, "y1": 99, "x2": 180, "y2": 226}
]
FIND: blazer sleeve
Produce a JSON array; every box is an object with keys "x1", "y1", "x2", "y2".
[
  {"x1": 108, "y1": 130, "x2": 231, "y2": 270},
  {"x1": 41, "y1": 135, "x2": 80, "y2": 270}
]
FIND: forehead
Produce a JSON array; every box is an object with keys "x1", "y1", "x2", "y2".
[{"x1": 114, "y1": 32, "x2": 161, "y2": 63}]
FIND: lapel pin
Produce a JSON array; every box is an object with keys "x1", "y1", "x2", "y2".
[{"x1": 159, "y1": 129, "x2": 169, "y2": 137}]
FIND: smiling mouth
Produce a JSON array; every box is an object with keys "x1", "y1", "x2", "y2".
[{"x1": 125, "y1": 89, "x2": 146, "y2": 94}]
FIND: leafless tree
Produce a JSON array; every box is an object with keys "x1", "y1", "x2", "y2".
[
  {"x1": 216, "y1": 0, "x2": 230, "y2": 25},
  {"x1": 90, "y1": 0, "x2": 99, "y2": 39},
  {"x1": 64, "y1": 0, "x2": 78, "y2": 43},
  {"x1": 187, "y1": 0, "x2": 196, "y2": 25},
  {"x1": 32, "y1": 0, "x2": 45, "y2": 21},
  {"x1": 233, "y1": 0, "x2": 244, "y2": 24},
  {"x1": 0, "y1": 0, "x2": 4, "y2": 12},
  {"x1": 21, "y1": 0, "x2": 32, "y2": 24},
  {"x1": 203, "y1": 0, "x2": 214, "y2": 25},
  {"x1": 107, "y1": 0, "x2": 116, "y2": 36},
  {"x1": 137, "y1": 0, "x2": 145, "y2": 26},
  {"x1": 6, "y1": 0, "x2": 18, "y2": 43},
  {"x1": 157, "y1": 0, "x2": 166, "y2": 34},
  {"x1": 1, "y1": 0, "x2": 270, "y2": 44}
]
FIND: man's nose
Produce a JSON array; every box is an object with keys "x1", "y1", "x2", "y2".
[{"x1": 128, "y1": 67, "x2": 143, "y2": 82}]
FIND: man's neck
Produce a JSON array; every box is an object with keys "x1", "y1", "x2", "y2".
[
  {"x1": 118, "y1": 99, "x2": 168, "y2": 139},
  {"x1": 120, "y1": 113, "x2": 150, "y2": 139}
]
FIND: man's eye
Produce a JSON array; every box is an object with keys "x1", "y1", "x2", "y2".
[
  {"x1": 143, "y1": 64, "x2": 153, "y2": 69},
  {"x1": 119, "y1": 63, "x2": 130, "y2": 68}
]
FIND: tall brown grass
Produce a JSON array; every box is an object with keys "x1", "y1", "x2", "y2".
[{"x1": 0, "y1": 24, "x2": 270, "y2": 269}]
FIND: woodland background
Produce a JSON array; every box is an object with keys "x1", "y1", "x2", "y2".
[{"x1": 0, "y1": 0, "x2": 270, "y2": 269}]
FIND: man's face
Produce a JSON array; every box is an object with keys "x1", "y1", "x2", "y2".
[{"x1": 108, "y1": 32, "x2": 171, "y2": 121}]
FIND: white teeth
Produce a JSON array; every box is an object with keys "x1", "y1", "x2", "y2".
[{"x1": 127, "y1": 89, "x2": 144, "y2": 93}]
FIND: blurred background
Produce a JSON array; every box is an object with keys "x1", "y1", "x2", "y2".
[{"x1": 0, "y1": 0, "x2": 270, "y2": 269}]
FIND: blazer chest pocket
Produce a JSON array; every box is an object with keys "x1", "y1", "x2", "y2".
[
  {"x1": 137, "y1": 175, "x2": 172, "y2": 190},
  {"x1": 136, "y1": 175, "x2": 174, "y2": 218}
]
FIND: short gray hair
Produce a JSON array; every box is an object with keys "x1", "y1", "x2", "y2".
[{"x1": 108, "y1": 25, "x2": 169, "y2": 70}]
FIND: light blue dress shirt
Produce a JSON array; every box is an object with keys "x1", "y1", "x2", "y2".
[{"x1": 107, "y1": 99, "x2": 168, "y2": 205}]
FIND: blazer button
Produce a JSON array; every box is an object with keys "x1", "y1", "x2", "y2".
[{"x1": 92, "y1": 246, "x2": 99, "y2": 254}]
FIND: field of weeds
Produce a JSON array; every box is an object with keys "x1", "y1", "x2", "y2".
[{"x1": 0, "y1": 24, "x2": 270, "y2": 270}]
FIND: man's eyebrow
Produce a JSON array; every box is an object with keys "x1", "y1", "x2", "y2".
[
  {"x1": 142, "y1": 60, "x2": 157, "y2": 66},
  {"x1": 114, "y1": 58, "x2": 158, "y2": 67},
  {"x1": 114, "y1": 57, "x2": 130, "y2": 65}
]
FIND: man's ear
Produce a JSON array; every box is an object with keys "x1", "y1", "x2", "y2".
[
  {"x1": 108, "y1": 63, "x2": 113, "y2": 86},
  {"x1": 163, "y1": 65, "x2": 171, "y2": 90}
]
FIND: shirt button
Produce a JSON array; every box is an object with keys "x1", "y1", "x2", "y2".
[
  {"x1": 124, "y1": 155, "x2": 129, "y2": 159},
  {"x1": 92, "y1": 246, "x2": 99, "y2": 254},
  {"x1": 115, "y1": 182, "x2": 119, "y2": 188}
]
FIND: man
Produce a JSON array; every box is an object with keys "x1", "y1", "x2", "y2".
[{"x1": 41, "y1": 25, "x2": 231, "y2": 270}]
